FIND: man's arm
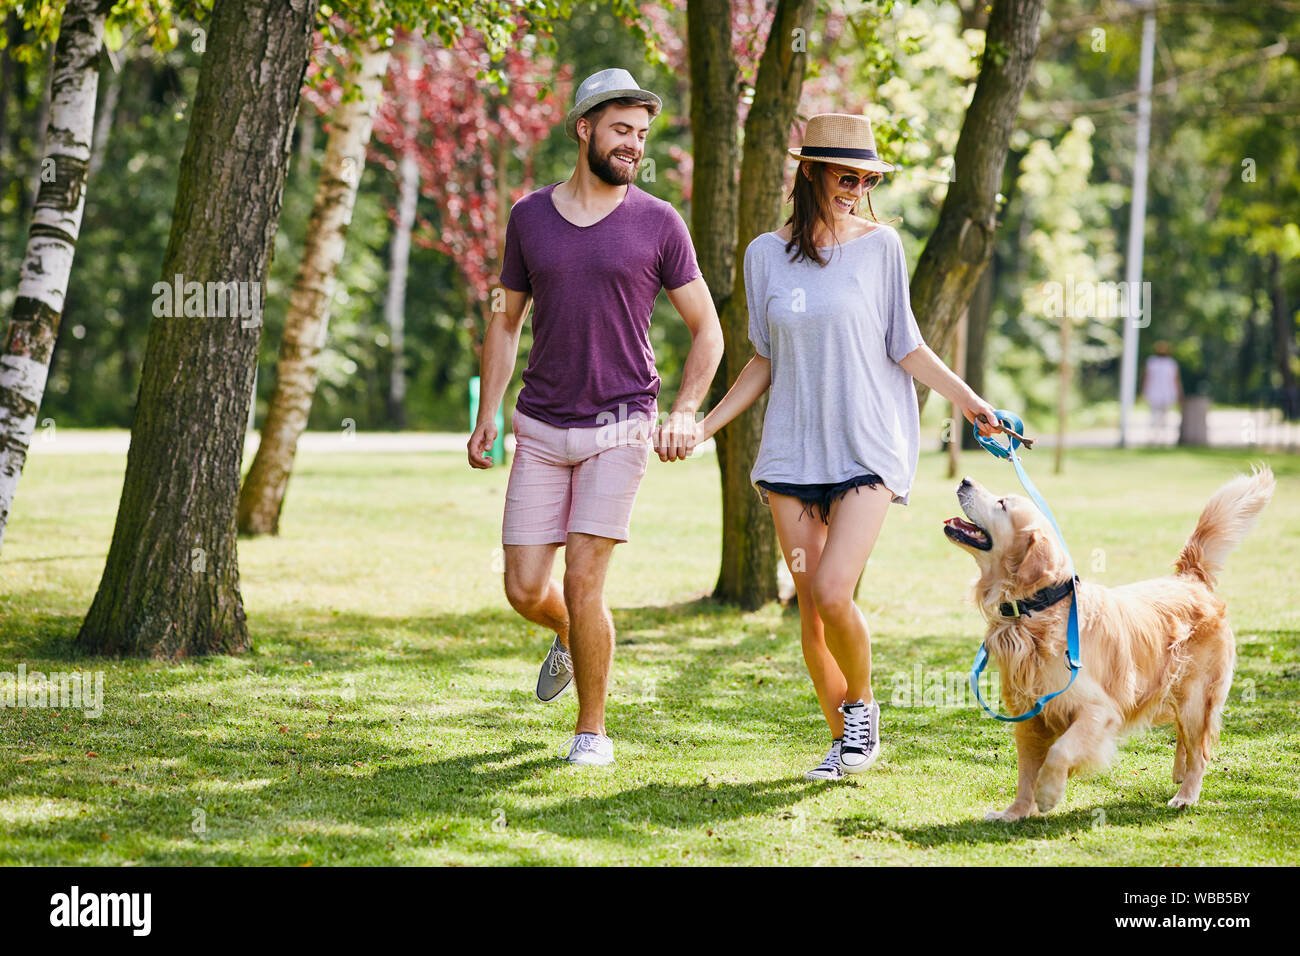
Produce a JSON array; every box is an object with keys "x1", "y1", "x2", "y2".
[
  {"x1": 467, "y1": 288, "x2": 531, "y2": 469},
  {"x1": 657, "y1": 276, "x2": 724, "y2": 461}
]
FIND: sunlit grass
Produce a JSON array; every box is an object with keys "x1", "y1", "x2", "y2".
[{"x1": 1, "y1": 437, "x2": 1297, "y2": 864}]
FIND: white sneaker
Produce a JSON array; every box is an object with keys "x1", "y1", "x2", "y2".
[
  {"x1": 561, "y1": 732, "x2": 614, "y2": 766},
  {"x1": 535, "y1": 636, "x2": 573, "y2": 702},
  {"x1": 838, "y1": 699, "x2": 881, "y2": 773},
  {"x1": 805, "y1": 739, "x2": 844, "y2": 781}
]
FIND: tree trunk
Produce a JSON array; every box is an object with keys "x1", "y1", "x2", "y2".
[
  {"x1": 959, "y1": 258, "x2": 994, "y2": 450},
  {"x1": 703, "y1": 0, "x2": 816, "y2": 609},
  {"x1": 385, "y1": 145, "x2": 416, "y2": 428},
  {"x1": 0, "y1": 0, "x2": 106, "y2": 554},
  {"x1": 27, "y1": 45, "x2": 55, "y2": 212},
  {"x1": 1269, "y1": 251, "x2": 1298, "y2": 420},
  {"x1": 1054, "y1": 309, "x2": 1070, "y2": 474},
  {"x1": 237, "y1": 39, "x2": 390, "y2": 536},
  {"x1": 295, "y1": 107, "x2": 315, "y2": 181},
  {"x1": 77, "y1": 0, "x2": 320, "y2": 656},
  {"x1": 0, "y1": 13, "x2": 14, "y2": 200},
  {"x1": 946, "y1": 308, "x2": 967, "y2": 479},
  {"x1": 687, "y1": 0, "x2": 739, "y2": 319},
  {"x1": 688, "y1": 0, "x2": 744, "y2": 594},
  {"x1": 384, "y1": 42, "x2": 422, "y2": 430},
  {"x1": 87, "y1": 54, "x2": 120, "y2": 179},
  {"x1": 909, "y1": 0, "x2": 1046, "y2": 413}
]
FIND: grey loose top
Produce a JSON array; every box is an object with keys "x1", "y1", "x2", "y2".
[{"x1": 745, "y1": 226, "x2": 926, "y2": 505}]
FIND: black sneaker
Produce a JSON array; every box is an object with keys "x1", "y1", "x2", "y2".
[
  {"x1": 837, "y1": 699, "x2": 880, "y2": 773},
  {"x1": 805, "y1": 739, "x2": 844, "y2": 781}
]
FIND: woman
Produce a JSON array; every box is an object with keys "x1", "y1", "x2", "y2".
[{"x1": 696, "y1": 113, "x2": 1002, "y2": 780}]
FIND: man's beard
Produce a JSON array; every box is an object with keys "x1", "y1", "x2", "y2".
[{"x1": 587, "y1": 141, "x2": 640, "y2": 186}]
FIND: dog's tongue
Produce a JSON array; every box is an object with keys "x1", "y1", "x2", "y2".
[{"x1": 945, "y1": 517, "x2": 981, "y2": 533}]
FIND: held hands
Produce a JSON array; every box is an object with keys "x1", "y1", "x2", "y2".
[
  {"x1": 467, "y1": 420, "x2": 497, "y2": 469},
  {"x1": 653, "y1": 410, "x2": 702, "y2": 462}
]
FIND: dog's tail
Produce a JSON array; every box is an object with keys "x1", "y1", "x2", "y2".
[{"x1": 1174, "y1": 463, "x2": 1275, "y2": 589}]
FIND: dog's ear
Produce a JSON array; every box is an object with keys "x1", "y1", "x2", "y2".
[{"x1": 1013, "y1": 529, "x2": 1057, "y2": 594}]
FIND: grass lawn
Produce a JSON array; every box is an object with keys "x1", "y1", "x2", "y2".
[{"x1": 2, "y1": 435, "x2": 1298, "y2": 865}]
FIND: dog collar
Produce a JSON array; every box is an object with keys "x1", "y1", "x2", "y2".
[{"x1": 999, "y1": 577, "x2": 1078, "y2": 618}]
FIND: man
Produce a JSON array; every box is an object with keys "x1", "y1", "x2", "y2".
[{"x1": 467, "y1": 68, "x2": 724, "y2": 766}]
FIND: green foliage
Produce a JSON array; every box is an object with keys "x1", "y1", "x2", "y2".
[{"x1": 1, "y1": 0, "x2": 1295, "y2": 431}]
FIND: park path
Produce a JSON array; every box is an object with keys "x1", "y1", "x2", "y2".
[{"x1": 24, "y1": 408, "x2": 1299, "y2": 455}]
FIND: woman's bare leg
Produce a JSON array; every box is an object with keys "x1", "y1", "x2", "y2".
[
  {"x1": 767, "y1": 493, "x2": 844, "y2": 735},
  {"x1": 812, "y1": 484, "x2": 893, "y2": 703}
]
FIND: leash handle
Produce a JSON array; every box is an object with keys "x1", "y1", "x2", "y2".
[{"x1": 972, "y1": 409, "x2": 1030, "y2": 458}]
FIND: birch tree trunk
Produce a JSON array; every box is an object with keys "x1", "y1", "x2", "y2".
[
  {"x1": 77, "y1": 0, "x2": 320, "y2": 656},
  {"x1": 384, "y1": 43, "x2": 422, "y2": 430},
  {"x1": 26, "y1": 45, "x2": 55, "y2": 213},
  {"x1": 0, "y1": 0, "x2": 106, "y2": 554},
  {"x1": 87, "y1": 56, "x2": 120, "y2": 179},
  {"x1": 237, "y1": 39, "x2": 391, "y2": 536}
]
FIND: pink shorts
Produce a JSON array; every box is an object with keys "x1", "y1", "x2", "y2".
[{"x1": 502, "y1": 409, "x2": 653, "y2": 546}]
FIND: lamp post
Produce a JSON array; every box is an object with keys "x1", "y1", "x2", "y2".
[{"x1": 1119, "y1": 0, "x2": 1157, "y2": 448}]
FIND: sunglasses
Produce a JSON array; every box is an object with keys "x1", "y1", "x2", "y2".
[{"x1": 830, "y1": 170, "x2": 882, "y2": 191}]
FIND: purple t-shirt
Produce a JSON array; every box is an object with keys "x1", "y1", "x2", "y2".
[{"x1": 499, "y1": 182, "x2": 702, "y2": 428}]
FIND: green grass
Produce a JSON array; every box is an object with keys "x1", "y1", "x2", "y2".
[{"x1": 2, "y1": 436, "x2": 1298, "y2": 865}]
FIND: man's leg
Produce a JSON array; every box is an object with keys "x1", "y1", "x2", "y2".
[
  {"x1": 503, "y1": 544, "x2": 569, "y2": 646},
  {"x1": 501, "y1": 410, "x2": 572, "y2": 644},
  {"x1": 563, "y1": 532, "x2": 619, "y2": 735},
  {"x1": 562, "y1": 426, "x2": 651, "y2": 738}
]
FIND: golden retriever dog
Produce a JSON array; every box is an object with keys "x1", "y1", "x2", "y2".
[{"x1": 943, "y1": 465, "x2": 1274, "y2": 821}]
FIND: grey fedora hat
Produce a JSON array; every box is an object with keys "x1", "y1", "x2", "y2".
[{"x1": 565, "y1": 68, "x2": 662, "y2": 142}]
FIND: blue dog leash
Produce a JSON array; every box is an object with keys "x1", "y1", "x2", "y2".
[{"x1": 969, "y1": 410, "x2": 1082, "y2": 722}]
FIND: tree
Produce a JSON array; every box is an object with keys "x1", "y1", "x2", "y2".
[
  {"x1": 77, "y1": 0, "x2": 320, "y2": 655},
  {"x1": 381, "y1": 38, "x2": 421, "y2": 429},
  {"x1": 0, "y1": 0, "x2": 192, "y2": 554},
  {"x1": 689, "y1": 0, "x2": 815, "y2": 609},
  {"x1": 908, "y1": 0, "x2": 1047, "y2": 412},
  {"x1": 237, "y1": 35, "x2": 390, "y2": 536},
  {"x1": 0, "y1": 0, "x2": 108, "y2": 554},
  {"x1": 75, "y1": 0, "x2": 632, "y2": 655}
]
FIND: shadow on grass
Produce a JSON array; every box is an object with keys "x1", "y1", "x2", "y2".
[
  {"x1": 872, "y1": 787, "x2": 1298, "y2": 848},
  {"x1": 519, "y1": 777, "x2": 816, "y2": 841},
  {"x1": 3, "y1": 591, "x2": 1296, "y2": 863}
]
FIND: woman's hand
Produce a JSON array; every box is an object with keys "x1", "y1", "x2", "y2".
[
  {"x1": 654, "y1": 411, "x2": 702, "y2": 462},
  {"x1": 958, "y1": 394, "x2": 1003, "y2": 438}
]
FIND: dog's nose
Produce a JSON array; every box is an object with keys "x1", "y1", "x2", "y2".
[{"x1": 959, "y1": 477, "x2": 973, "y2": 489}]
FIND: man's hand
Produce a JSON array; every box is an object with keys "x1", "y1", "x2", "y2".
[
  {"x1": 467, "y1": 420, "x2": 498, "y2": 469},
  {"x1": 653, "y1": 410, "x2": 700, "y2": 462}
]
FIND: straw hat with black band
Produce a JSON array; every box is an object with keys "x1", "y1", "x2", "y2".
[{"x1": 788, "y1": 113, "x2": 895, "y2": 174}]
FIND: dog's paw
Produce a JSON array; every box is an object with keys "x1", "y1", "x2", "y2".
[
  {"x1": 1167, "y1": 794, "x2": 1198, "y2": 809},
  {"x1": 985, "y1": 805, "x2": 1032, "y2": 823},
  {"x1": 1034, "y1": 767, "x2": 1067, "y2": 813}
]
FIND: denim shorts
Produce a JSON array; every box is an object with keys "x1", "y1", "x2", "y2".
[{"x1": 755, "y1": 473, "x2": 885, "y2": 524}]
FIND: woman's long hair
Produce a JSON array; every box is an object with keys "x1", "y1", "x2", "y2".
[{"x1": 783, "y1": 162, "x2": 883, "y2": 266}]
